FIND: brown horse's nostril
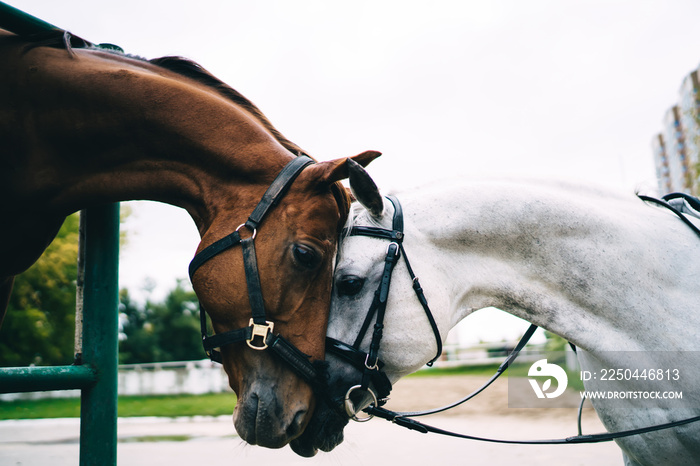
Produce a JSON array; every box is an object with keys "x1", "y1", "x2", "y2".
[
  {"x1": 286, "y1": 409, "x2": 308, "y2": 439},
  {"x1": 234, "y1": 380, "x2": 313, "y2": 448}
]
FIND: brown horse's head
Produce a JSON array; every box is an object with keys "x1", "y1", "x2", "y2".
[
  {"x1": 0, "y1": 29, "x2": 377, "y2": 448},
  {"x1": 190, "y1": 151, "x2": 379, "y2": 448}
]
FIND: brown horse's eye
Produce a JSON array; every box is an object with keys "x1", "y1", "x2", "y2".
[
  {"x1": 336, "y1": 276, "x2": 365, "y2": 297},
  {"x1": 292, "y1": 244, "x2": 321, "y2": 269}
]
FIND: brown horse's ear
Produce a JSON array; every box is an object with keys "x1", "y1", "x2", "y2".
[{"x1": 305, "y1": 150, "x2": 381, "y2": 185}]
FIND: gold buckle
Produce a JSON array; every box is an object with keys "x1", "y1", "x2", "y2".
[{"x1": 247, "y1": 319, "x2": 274, "y2": 350}]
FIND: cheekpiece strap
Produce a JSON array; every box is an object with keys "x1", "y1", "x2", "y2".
[{"x1": 241, "y1": 236, "x2": 267, "y2": 324}]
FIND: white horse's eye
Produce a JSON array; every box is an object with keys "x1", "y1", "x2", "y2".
[{"x1": 336, "y1": 276, "x2": 365, "y2": 297}]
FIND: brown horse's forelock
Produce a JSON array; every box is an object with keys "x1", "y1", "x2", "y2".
[{"x1": 330, "y1": 181, "x2": 352, "y2": 233}]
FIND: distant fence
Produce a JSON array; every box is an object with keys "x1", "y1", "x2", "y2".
[
  {"x1": 0, "y1": 359, "x2": 231, "y2": 401},
  {"x1": 431, "y1": 340, "x2": 578, "y2": 371},
  {"x1": 119, "y1": 360, "x2": 231, "y2": 396}
]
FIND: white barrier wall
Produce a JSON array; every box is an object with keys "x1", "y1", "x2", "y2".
[
  {"x1": 0, "y1": 359, "x2": 231, "y2": 401},
  {"x1": 118, "y1": 359, "x2": 231, "y2": 396}
]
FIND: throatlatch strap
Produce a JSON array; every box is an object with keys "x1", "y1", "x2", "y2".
[{"x1": 345, "y1": 196, "x2": 442, "y2": 364}]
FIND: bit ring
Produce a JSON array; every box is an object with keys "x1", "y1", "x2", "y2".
[{"x1": 344, "y1": 385, "x2": 378, "y2": 422}]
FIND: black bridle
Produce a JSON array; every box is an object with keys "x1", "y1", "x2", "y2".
[
  {"x1": 331, "y1": 192, "x2": 700, "y2": 445},
  {"x1": 188, "y1": 155, "x2": 326, "y2": 392},
  {"x1": 326, "y1": 195, "x2": 443, "y2": 420}
]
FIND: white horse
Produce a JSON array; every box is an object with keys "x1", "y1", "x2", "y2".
[{"x1": 294, "y1": 169, "x2": 700, "y2": 464}]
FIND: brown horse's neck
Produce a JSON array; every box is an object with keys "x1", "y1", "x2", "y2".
[
  {"x1": 1, "y1": 34, "x2": 296, "y2": 233},
  {"x1": 0, "y1": 32, "x2": 306, "y2": 281}
]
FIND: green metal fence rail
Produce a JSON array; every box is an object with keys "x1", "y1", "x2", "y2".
[
  {"x1": 0, "y1": 4, "x2": 121, "y2": 464},
  {"x1": 0, "y1": 0, "x2": 59, "y2": 35}
]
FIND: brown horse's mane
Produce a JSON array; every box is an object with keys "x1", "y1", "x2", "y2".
[
  {"x1": 148, "y1": 55, "x2": 309, "y2": 159},
  {"x1": 3, "y1": 29, "x2": 352, "y2": 224},
  {"x1": 144, "y1": 56, "x2": 352, "y2": 222},
  {"x1": 2, "y1": 29, "x2": 307, "y2": 158}
]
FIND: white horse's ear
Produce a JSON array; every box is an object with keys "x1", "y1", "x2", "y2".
[{"x1": 347, "y1": 158, "x2": 384, "y2": 219}]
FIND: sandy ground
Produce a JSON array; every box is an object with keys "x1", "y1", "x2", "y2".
[{"x1": 0, "y1": 375, "x2": 624, "y2": 466}]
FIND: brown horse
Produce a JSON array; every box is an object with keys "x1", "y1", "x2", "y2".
[{"x1": 0, "y1": 29, "x2": 379, "y2": 448}]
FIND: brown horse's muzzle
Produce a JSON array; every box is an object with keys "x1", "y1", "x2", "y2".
[{"x1": 225, "y1": 349, "x2": 316, "y2": 448}]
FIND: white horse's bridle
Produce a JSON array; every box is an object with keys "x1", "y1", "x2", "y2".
[{"x1": 326, "y1": 195, "x2": 443, "y2": 421}]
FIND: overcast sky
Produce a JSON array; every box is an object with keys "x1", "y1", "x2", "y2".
[{"x1": 10, "y1": 1, "x2": 700, "y2": 342}]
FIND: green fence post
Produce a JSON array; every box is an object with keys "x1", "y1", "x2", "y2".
[{"x1": 79, "y1": 204, "x2": 120, "y2": 466}]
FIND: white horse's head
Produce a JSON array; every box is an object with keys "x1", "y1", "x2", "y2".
[
  {"x1": 330, "y1": 201, "x2": 444, "y2": 381},
  {"x1": 290, "y1": 161, "x2": 450, "y2": 456}
]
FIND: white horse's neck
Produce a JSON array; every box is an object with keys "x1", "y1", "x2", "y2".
[
  {"x1": 332, "y1": 178, "x2": 700, "y2": 464},
  {"x1": 384, "y1": 179, "x2": 700, "y2": 353}
]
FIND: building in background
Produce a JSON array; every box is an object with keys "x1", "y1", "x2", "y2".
[
  {"x1": 652, "y1": 134, "x2": 671, "y2": 194},
  {"x1": 653, "y1": 70, "x2": 700, "y2": 195}
]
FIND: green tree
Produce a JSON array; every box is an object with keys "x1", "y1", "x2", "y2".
[
  {"x1": 150, "y1": 281, "x2": 202, "y2": 362},
  {"x1": 119, "y1": 280, "x2": 202, "y2": 364},
  {"x1": 0, "y1": 214, "x2": 79, "y2": 366},
  {"x1": 118, "y1": 289, "x2": 157, "y2": 364},
  {"x1": 544, "y1": 330, "x2": 568, "y2": 352},
  {"x1": 0, "y1": 206, "x2": 203, "y2": 367}
]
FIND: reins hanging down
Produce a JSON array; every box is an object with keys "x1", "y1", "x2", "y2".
[
  {"x1": 368, "y1": 405, "x2": 700, "y2": 445},
  {"x1": 362, "y1": 323, "x2": 700, "y2": 445}
]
